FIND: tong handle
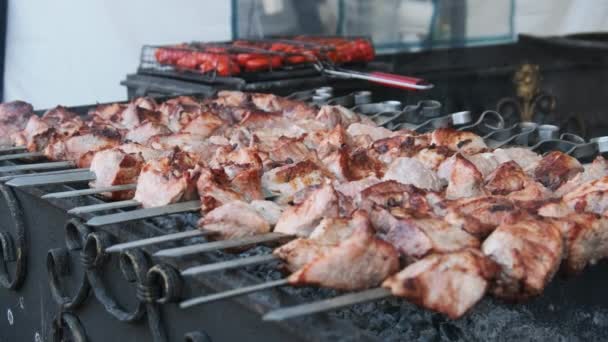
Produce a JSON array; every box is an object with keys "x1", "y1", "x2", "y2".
[
  {"x1": 322, "y1": 67, "x2": 434, "y2": 91},
  {"x1": 365, "y1": 71, "x2": 433, "y2": 90}
]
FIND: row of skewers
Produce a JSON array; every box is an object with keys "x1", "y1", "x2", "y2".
[{"x1": 0, "y1": 90, "x2": 607, "y2": 321}]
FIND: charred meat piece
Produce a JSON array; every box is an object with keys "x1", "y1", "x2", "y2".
[
  {"x1": 197, "y1": 167, "x2": 244, "y2": 213},
  {"x1": 303, "y1": 124, "x2": 349, "y2": 159},
  {"x1": 370, "y1": 207, "x2": 478, "y2": 260},
  {"x1": 560, "y1": 176, "x2": 608, "y2": 215},
  {"x1": 383, "y1": 157, "x2": 442, "y2": 192},
  {"x1": 315, "y1": 105, "x2": 361, "y2": 129},
  {"x1": 274, "y1": 215, "x2": 362, "y2": 272},
  {"x1": 555, "y1": 156, "x2": 608, "y2": 197},
  {"x1": 444, "y1": 196, "x2": 524, "y2": 237},
  {"x1": 383, "y1": 249, "x2": 497, "y2": 319},
  {"x1": 334, "y1": 176, "x2": 382, "y2": 199},
  {"x1": 125, "y1": 121, "x2": 171, "y2": 144},
  {"x1": 492, "y1": 147, "x2": 542, "y2": 170},
  {"x1": 413, "y1": 146, "x2": 452, "y2": 171},
  {"x1": 134, "y1": 151, "x2": 200, "y2": 208},
  {"x1": 0, "y1": 101, "x2": 33, "y2": 146},
  {"x1": 262, "y1": 160, "x2": 329, "y2": 204},
  {"x1": 358, "y1": 181, "x2": 436, "y2": 216},
  {"x1": 250, "y1": 93, "x2": 317, "y2": 120},
  {"x1": 484, "y1": 161, "x2": 529, "y2": 195},
  {"x1": 431, "y1": 128, "x2": 487, "y2": 154},
  {"x1": 179, "y1": 111, "x2": 226, "y2": 138},
  {"x1": 287, "y1": 211, "x2": 400, "y2": 291},
  {"x1": 89, "y1": 148, "x2": 144, "y2": 200},
  {"x1": 482, "y1": 219, "x2": 563, "y2": 299},
  {"x1": 445, "y1": 154, "x2": 487, "y2": 200},
  {"x1": 119, "y1": 103, "x2": 162, "y2": 129},
  {"x1": 274, "y1": 183, "x2": 339, "y2": 237},
  {"x1": 533, "y1": 151, "x2": 583, "y2": 191},
  {"x1": 12, "y1": 107, "x2": 83, "y2": 152},
  {"x1": 322, "y1": 147, "x2": 385, "y2": 182},
  {"x1": 43, "y1": 127, "x2": 122, "y2": 167},
  {"x1": 199, "y1": 201, "x2": 272, "y2": 240},
  {"x1": 346, "y1": 123, "x2": 394, "y2": 141},
  {"x1": 554, "y1": 213, "x2": 608, "y2": 274}
]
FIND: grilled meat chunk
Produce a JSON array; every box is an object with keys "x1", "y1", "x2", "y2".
[
  {"x1": 383, "y1": 157, "x2": 442, "y2": 192},
  {"x1": 346, "y1": 123, "x2": 394, "y2": 141},
  {"x1": 197, "y1": 168, "x2": 244, "y2": 213},
  {"x1": 446, "y1": 154, "x2": 487, "y2": 200},
  {"x1": 124, "y1": 121, "x2": 171, "y2": 144},
  {"x1": 274, "y1": 183, "x2": 339, "y2": 237},
  {"x1": 274, "y1": 215, "x2": 362, "y2": 272},
  {"x1": 484, "y1": 161, "x2": 529, "y2": 195},
  {"x1": 492, "y1": 147, "x2": 541, "y2": 170},
  {"x1": 323, "y1": 147, "x2": 385, "y2": 182},
  {"x1": 370, "y1": 207, "x2": 479, "y2": 259},
  {"x1": 262, "y1": 160, "x2": 329, "y2": 204},
  {"x1": 554, "y1": 213, "x2": 608, "y2": 274},
  {"x1": 288, "y1": 211, "x2": 400, "y2": 290},
  {"x1": 533, "y1": 151, "x2": 583, "y2": 191},
  {"x1": 199, "y1": 201, "x2": 272, "y2": 240},
  {"x1": 358, "y1": 181, "x2": 436, "y2": 216},
  {"x1": 315, "y1": 105, "x2": 361, "y2": 129},
  {"x1": 43, "y1": 127, "x2": 121, "y2": 167},
  {"x1": 134, "y1": 151, "x2": 200, "y2": 208},
  {"x1": 555, "y1": 156, "x2": 608, "y2": 197},
  {"x1": 431, "y1": 128, "x2": 487, "y2": 154},
  {"x1": 444, "y1": 196, "x2": 524, "y2": 237},
  {"x1": 383, "y1": 249, "x2": 498, "y2": 319},
  {"x1": 0, "y1": 101, "x2": 33, "y2": 146},
  {"x1": 482, "y1": 219, "x2": 563, "y2": 299},
  {"x1": 89, "y1": 148, "x2": 144, "y2": 200}
]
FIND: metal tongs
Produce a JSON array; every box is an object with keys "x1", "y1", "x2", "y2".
[{"x1": 313, "y1": 61, "x2": 434, "y2": 91}]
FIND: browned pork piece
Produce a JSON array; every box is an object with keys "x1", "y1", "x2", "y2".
[
  {"x1": 445, "y1": 154, "x2": 487, "y2": 200},
  {"x1": 274, "y1": 183, "x2": 339, "y2": 237},
  {"x1": 382, "y1": 248, "x2": 498, "y2": 319},
  {"x1": 12, "y1": 106, "x2": 83, "y2": 152},
  {"x1": 322, "y1": 147, "x2": 385, "y2": 182},
  {"x1": 483, "y1": 161, "x2": 549, "y2": 203},
  {"x1": 482, "y1": 218, "x2": 563, "y2": 299},
  {"x1": 552, "y1": 213, "x2": 608, "y2": 274},
  {"x1": 357, "y1": 180, "x2": 438, "y2": 216},
  {"x1": 539, "y1": 176, "x2": 608, "y2": 218},
  {"x1": 383, "y1": 157, "x2": 442, "y2": 192},
  {"x1": 274, "y1": 214, "x2": 366, "y2": 272},
  {"x1": 43, "y1": 126, "x2": 122, "y2": 167},
  {"x1": 285, "y1": 210, "x2": 400, "y2": 291},
  {"x1": 133, "y1": 151, "x2": 200, "y2": 208},
  {"x1": 431, "y1": 128, "x2": 487, "y2": 154},
  {"x1": 261, "y1": 160, "x2": 330, "y2": 203},
  {"x1": 250, "y1": 93, "x2": 317, "y2": 120},
  {"x1": 491, "y1": 147, "x2": 542, "y2": 170},
  {"x1": 532, "y1": 151, "x2": 583, "y2": 191},
  {"x1": 555, "y1": 156, "x2": 608, "y2": 197},
  {"x1": 199, "y1": 200, "x2": 283, "y2": 240},
  {"x1": 443, "y1": 196, "x2": 525, "y2": 237},
  {"x1": 0, "y1": 101, "x2": 34, "y2": 146},
  {"x1": 125, "y1": 121, "x2": 172, "y2": 144},
  {"x1": 413, "y1": 146, "x2": 452, "y2": 171},
  {"x1": 370, "y1": 207, "x2": 479, "y2": 260},
  {"x1": 88, "y1": 143, "x2": 170, "y2": 200}
]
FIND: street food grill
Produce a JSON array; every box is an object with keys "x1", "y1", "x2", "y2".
[{"x1": 1, "y1": 89, "x2": 608, "y2": 341}]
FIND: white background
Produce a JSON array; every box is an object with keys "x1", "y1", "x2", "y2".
[{"x1": 4, "y1": 0, "x2": 608, "y2": 109}]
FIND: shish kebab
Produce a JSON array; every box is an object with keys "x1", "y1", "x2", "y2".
[{"x1": 4, "y1": 92, "x2": 608, "y2": 320}]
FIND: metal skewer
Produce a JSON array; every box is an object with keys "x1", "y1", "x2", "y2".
[
  {"x1": 0, "y1": 151, "x2": 45, "y2": 161},
  {"x1": 6, "y1": 171, "x2": 95, "y2": 187},
  {"x1": 179, "y1": 278, "x2": 290, "y2": 309},
  {"x1": 105, "y1": 230, "x2": 208, "y2": 253},
  {"x1": 67, "y1": 200, "x2": 141, "y2": 215},
  {"x1": 153, "y1": 232, "x2": 293, "y2": 258},
  {"x1": 0, "y1": 168, "x2": 89, "y2": 182},
  {"x1": 41, "y1": 183, "x2": 137, "y2": 199},
  {"x1": 0, "y1": 146, "x2": 27, "y2": 154},
  {"x1": 0, "y1": 161, "x2": 75, "y2": 173},
  {"x1": 181, "y1": 254, "x2": 279, "y2": 277},
  {"x1": 263, "y1": 287, "x2": 391, "y2": 321},
  {"x1": 86, "y1": 200, "x2": 201, "y2": 226}
]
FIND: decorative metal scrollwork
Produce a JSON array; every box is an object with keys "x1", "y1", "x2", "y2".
[
  {"x1": 47, "y1": 217, "x2": 186, "y2": 341},
  {"x1": 0, "y1": 183, "x2": 27, "y2": 290},
  {"x1": 52, "y1": 311, "x2": 88, "y2": 342},
  {"x1": 184, "y1": 331, "x2": 213, "y2": 342},
  {"x1": 496, "y1": 63, "x2": 557, "y2": 125},
  {"x1": 47, "y1": 219, "x2": 91, "y2": 309}
]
